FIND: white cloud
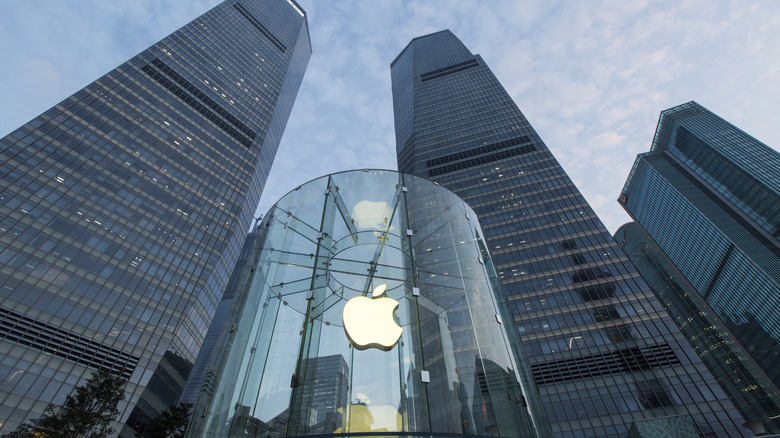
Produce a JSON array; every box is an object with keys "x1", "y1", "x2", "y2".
[
  {"x1": 1, "y1": 0, "x2": 779, "y2": 234},
  {"x1": 591, "y1": 132, "x2": 626, "y2": 149}
]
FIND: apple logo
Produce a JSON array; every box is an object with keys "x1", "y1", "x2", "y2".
[{"x1": 343, "y1": 284, "x2": 402, "y2": 351}]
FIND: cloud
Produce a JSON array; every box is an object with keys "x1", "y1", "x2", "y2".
[
  {"x1": 591, "y1": 132, "x2": 626, "y2": 149},
  {"x1": 20, "y1": 57, "x2": 63, "y2": 92},
  {"x1": 2, "y1": 0, "x2": 780, "y2": 235}
]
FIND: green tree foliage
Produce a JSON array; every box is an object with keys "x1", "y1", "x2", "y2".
[
  {"x1": 2, "y1": 368, "x2": 126, "y2": 438},
  {"x1": 143, "y1": 402, "x2": 192, "y2": 438}
]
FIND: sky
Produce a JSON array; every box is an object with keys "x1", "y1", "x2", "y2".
[{"x1": 1, "y1": 0, "x2": 779, "y2": 234}]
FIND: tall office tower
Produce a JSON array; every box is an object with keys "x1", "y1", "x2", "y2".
[
  {"x1": 179, "y1": 227, "x2": 258, "y2": 406},
  {"x1": 299, "y1": 355, "x2": 350, "y2": 434},
  {"x1": 615, "y1": 222, "x2": 780, "y2": 435},
  {"x1": 392, "y1": 31, "x2": 748, "y2": 437},
  {"x1": 0, "y1": 0, "x2": 310, "y2": 435},
  {"x1": 619, "y1": 101, "x2": 780, "y2": 434}
]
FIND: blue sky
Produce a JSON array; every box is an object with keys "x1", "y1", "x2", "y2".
[{"x1": 2, "y1": 0, "x2": 779, "y2": 233}]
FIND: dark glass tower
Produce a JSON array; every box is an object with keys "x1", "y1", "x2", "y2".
[
  {"x1": 619, "y1": 101, "x2": 780, "y2": 433},
  {"x1": 178, "y1": 226, "x2": 258, "y2": 406},
  {"x1": 0, "y1": 0, "x2": 310, "y2": 435},
  {"x1": 615, "y1": 222, "x2": 780, "y2": 435},
  {"x1": 392, "y1": 31, "x2": 747, "y2": 437}
]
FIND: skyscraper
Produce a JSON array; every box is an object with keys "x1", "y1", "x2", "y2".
[
  {"x1": 615, "y1": 222, "x2": 780, "y2": 435},
  {"x1": 392, "y1": 30, "x2": 748, "y2": 437},
  {"x1": 178, "y1": 226, "x2": 258, "y2": 406},
  {"x1": 0, "y1": 0, "x2": 310, "y2": 434},
  {"x1": 618, "y1": 101, "x2": 780, "y2": 433}
]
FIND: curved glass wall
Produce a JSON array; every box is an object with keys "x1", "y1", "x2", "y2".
[{"x1": 187, "y1": 170, "x2": 549, "y2": 437}]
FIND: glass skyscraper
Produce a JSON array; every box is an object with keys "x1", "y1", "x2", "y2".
[
  {"x1": 615, "y1": 222, "x2": 780, "y2": 435},
  {"x1": 619, "y1": 101, "x2": 780, "y2": 434},
  {"x1": 178, "y1": 228, "x2": 258, "y2": 406},
  {"x1": 0, "y1": 0, "x2": 310, "y2": 435},
  {"x1": 392, "y1": 31, "x2": 748, "y2": 437}
]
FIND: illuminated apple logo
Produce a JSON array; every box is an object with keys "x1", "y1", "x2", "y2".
[{"x1": 343, "y1": 284, "x2": 402, "y2": 351}]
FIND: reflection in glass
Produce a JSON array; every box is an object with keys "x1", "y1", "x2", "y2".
[{"x1": 186, "y1": 170, "x2": 550, "y2": 437}]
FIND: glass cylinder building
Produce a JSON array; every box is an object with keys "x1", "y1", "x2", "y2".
[{"x1": 187, "y1": 170, "x2": 550, "y2": 437}]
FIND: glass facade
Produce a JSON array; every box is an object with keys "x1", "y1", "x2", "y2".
[
  {"x1": 392, "y1": 31, "x2": 748, "y2": 437},
  {"x1": 620, "y1": 102, "x2": 780, "y2": 433},
  {"x1": 626, "y1": 415, "x2": 697, "y2": 438},
  {"x1": 616, "y1": 222, "x2": 780, "y2": 434},
  {"x1": 179, "y1": 229, "x2": 259, "y2": 405},
  {"x1": 648, "y1": 102, "x2": 780, "y2": 237},
  {"x1": 187, "y1": 169, "x2": 549, "y2": 438},
  {"x1": 0, "y1": 0, "x2": 310, "y2": 435}
]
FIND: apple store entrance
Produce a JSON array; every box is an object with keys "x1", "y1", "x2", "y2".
[{"x1": 186, "y1": 170, "x2": 550, "y2": 438}]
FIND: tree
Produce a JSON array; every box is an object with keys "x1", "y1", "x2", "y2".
[
  {"x1": 143, "y1": 402, "x2": 193, "y2": 438},
  {"x1": 3, "y1": 368, "x2": 126, "y2": 438},
  {"x1": 0, "y1": 424, "x2": 35, "y2": 438}
]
